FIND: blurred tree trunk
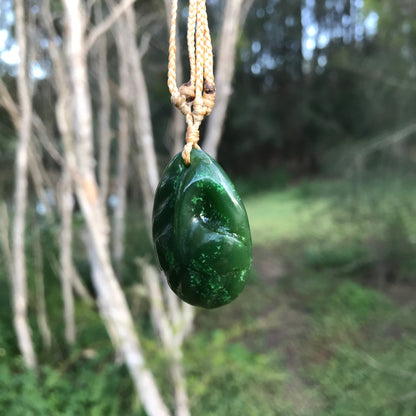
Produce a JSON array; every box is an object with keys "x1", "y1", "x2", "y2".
[
  {"x1": 41, "y1": 0, "x2": 77, "y2": 347},
  {"x1": 170, "y1": 95, "x2": 186, "y2": 156},
  {"x1": 12, "y1": 0, "x2": 37, "y2": 369},
  {"x1": 164, "y1": 0, "x2": 186, "y2": 156},
  {"x1": 204, "y1": 0, "x2": 250, "y2": 159},
  {"x1": 33, "y1": 222, "x2": 52, "y2": 349},
  {"x1": 0, "y1": 64, "x2": 54, "y2": 352},
  {"x1": 62, "y1": 1, "x2": 171, "y2": 415},
  {"x1": 112, "y1": 17, "x2": 131, "y2": 271},
  {"x1": 59, "y1": 165, "x2": 76, "y2": 345},
  {"x1": 140, "y1": 260, "x2": 192, "y2": 416},
  {"x1": 123, "y1": 8, "x2": 159, "y2": 231},
  {"x1": 95, "y1": 3, "x2": 112, "y2": 206},
  {"x1": 28, "y1": 143, "x2": 54, "y2": 218},
  {"x1": 0, "y1": 204, "x2": 13, "y2": 285},
  {"x1": 0, "y1": 23, "x2": 58, "y2": 352}
]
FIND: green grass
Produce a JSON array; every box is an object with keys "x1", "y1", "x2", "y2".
[
  {"x1": 310, "y1": 337, "x2": 416, "y2": 416},
  {"x1": 245, "y1": 175, "x2": 416, "y2": 280},
  {"x1": 245, "y1": 177, "x2": 416, "y2": 247},
  {"x1": 245, "y1": 182, "x2": 360, "y2": 248}
]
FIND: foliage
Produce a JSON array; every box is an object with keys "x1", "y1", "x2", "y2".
[
  {"x1": 309, "y1": 280, "x2": 392, "y2": 345},
  {"x1": 302, "y1": 274, "x2": 416, "y2": 416},
  {"x1": 186, "y1": 331, "x2": 294, "y2": 416},
  {"x1": 309, "y1": 337, "x2": 416, "y2": 416},
  {"x1": 245, "y1": 172, "x2": 416, "y2": 284},
  {"x1": 0, "y1": 358, "x2": 142, "y2": 416}
]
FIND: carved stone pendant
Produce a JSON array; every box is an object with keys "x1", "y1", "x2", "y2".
[{"x1": 152, "y1": 148, "x2": 252, "y2": 309}]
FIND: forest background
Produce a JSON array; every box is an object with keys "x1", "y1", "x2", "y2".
[{"x1": 0, "y1": 0, "x2": 415, "y2": 415}]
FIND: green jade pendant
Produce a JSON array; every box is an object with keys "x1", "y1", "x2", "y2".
[{"x1": 152, "y1": 148, "x2": 252, "y2": 309}]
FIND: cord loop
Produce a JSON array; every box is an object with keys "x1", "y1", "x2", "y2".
[{"x1": 168, "y1": 0, "x2": 215, "y2": 165}]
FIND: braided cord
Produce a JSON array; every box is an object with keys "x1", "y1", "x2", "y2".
[
  {"x1": 168, "y1": 0, "x2": 216, "y2": 165},
  {"x1": 187, "y1": 0, "x2": 197, "y2": 87},
  {"x1": 168, "y1": 0, "x2": 179, "y2": 97}
]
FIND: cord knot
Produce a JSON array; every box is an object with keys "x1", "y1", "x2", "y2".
[
  {"x1": 182, "y1": 123, "x2": 201, "y2": 165},
  {"x1": 178, "y1": 81, "x2": 195, "y2": 102},
  {"x1": 203, "y1": 82, "x2": 216, "y2": 116},
  {"x1": 192, "y1": 96, "x2": 207, "y2": 125},
  {"x1": 171, "y1": 91, "x2": 191, "y2": 116},
  {"x1": 168, "y1": 0, "x2": 215, "y2": 165}
]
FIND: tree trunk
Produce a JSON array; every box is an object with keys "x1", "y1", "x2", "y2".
[
  {"x1": 28, "y1": 142, "x2": 54, "y2": 218},
  {"x1": 59, "y1": 165, "x2": 76, "y2": 344},
  {"x1": 112, "y1": 17, "x2": 131, "y2": 271},
  {"x1": 164, "y1": 0, "x2": 186, "y2": 156},
  {"x1": 124, "y1": 9, "x2": 159, "y2": 230},
  {"x1": 41, "y1": 0, "x2": 77, "y2": 347},
  {"x1": 0, "y1": 204, "x2": 13, "y2": 284},
  {"x1": 140, "y1": 260, "x2": 191, "y2": 416},
  {"x1": 95, "y1": 3, "x2": 112, "y2": 205},
  {"x1": 62, "y1": 2, "x2": 171, "y2": 415},
  {"x1": 12, "y1": 0, "x2": 37, "y2": 369},
  {"x1": 33, "y1": 222, "x2": 52, "y2": 349},
  {"x1": 203, "y1": 0, "x2": 246, "y2": 159}
]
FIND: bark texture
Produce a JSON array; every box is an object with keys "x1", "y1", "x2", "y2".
[
  {"x1": 96, "y1": 3, "x2": 112, "y2": 205},
  {"x1": 59, "y1": 166, "x2": 76, "y2": 344},
  {"x1": 42, "y1": 0, "x2": 77, "y2": 347},
  {"x1": 112, "y1": 16, "x2": 131, "y2": 270},
  {"x1": 33, "y1": 223, "x2": 52, "y2": 349},
  {"x1": 123, "y1": 8, "x2": 159, "y2": 230},
  {"x1": 12, "y1": 0, "x2": 37, "y2": 369}
]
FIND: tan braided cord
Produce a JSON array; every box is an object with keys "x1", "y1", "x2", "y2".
[{"x1": 168, "y1": 0, "x2": 216, "y2": 164}]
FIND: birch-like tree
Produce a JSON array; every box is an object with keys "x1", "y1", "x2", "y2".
[
  {"x1": 204, "y1": 0, "x2": 253, "y2": 159},
  {"x1": 11, "y1": 0, "x2": 37, "y2": 369},
  {"x1": 61, "y1": 1, "x2": 171, "y2": 415}
]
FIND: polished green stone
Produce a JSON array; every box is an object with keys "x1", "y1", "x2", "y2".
[{"x1": 152, "y1": 148, "x2": 252, "y2": 309}]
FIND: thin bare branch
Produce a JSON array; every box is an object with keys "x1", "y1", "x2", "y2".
[
  {"x1": 383, "y1": 390, "x2": 416, "y2": 406},
  {"x1": 94, "y1": 2, "x2": 112, "y2": 205},
  {"x1": 71, "y1": 264, "x2": 95, "y2": 306},
  {"x1": 204, "y1": 0, "x2": 246, "y2": 159},
  {"x1": 59, "y1": 165, "x2": 76, "y2": 345},
  {"x1": 112, "y1": 15, "x2": 131, "y2": 269},
  {"x1": 28, "y1": 142, "x2": 54, "y2": 217},
  {"x1": 139, "y1": 259, "x2": 191, "y2": 416},
  {"x1": 33, "y1": 222, "x2": 52, "y2": 349},
  {"x1": 359, "y1": 123, "x2": 416, "y2": 158},
  {"x1": 49, "y1": 254, "x2": 95, "y2": 306},
  {"x1": 86, "y1": 0, "x2": 138, "y2": 51},
  {"x1": 163, "y1": 0, "x2": 185, "y2": 155},
  {"x1": 32, "y1": 114, "x2": 64, "y2": 165},
  {"x1": 360, "y1": 352, "x2": 416, "y2": 381},
  {"x1": 351, "y1": 122, "x2": 416, "y2": 174},
  {"x1": 240, "y1": 0, "x2": 255, "y2": 25},
  {"x1": 0, "y1": 77, "x2": 19, "y2": 128},
  {"x1": 123, "y1": 8, "x2": 159, "y2": 229},
  {"x1": 0, "y1": 204, "x2": 13, "y2": 282}
]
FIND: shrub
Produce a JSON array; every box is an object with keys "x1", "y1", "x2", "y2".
[{"x1": 185, "y1": 330, "x2": 297, "y2": 416}]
